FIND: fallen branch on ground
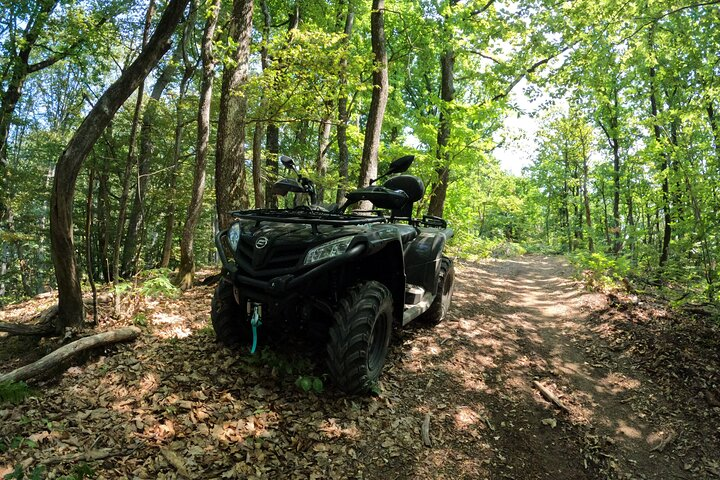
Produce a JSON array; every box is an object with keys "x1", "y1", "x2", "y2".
[
  {"x1": 533, "y1": 380, "x2": 570, "y2": 413},
  {"x1": 0, "y1": 327, "x2": 141, "y2": 383},
  {"x1": 421, "y1": 413, "x2": 432, "y2": 447},
  {"x1": 44, "y1": 447, "x2": 136, "y2": 466},
  {"x1": 650, "y1": 430, "x2": 677, "y2": 452}
]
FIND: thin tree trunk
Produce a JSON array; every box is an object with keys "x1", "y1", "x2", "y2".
[
  {"x1": 428, "y1": 47, "x2": 455, "y2": 217},
  {"x1": 113, "y1": 0, "x2": 156, "y2": 281},
  {"x1": 650, "y1": 65, "x2": 671, "y2": 267},
  {"x1": 252, "y1": 122, "x2": 265, "y2": 208},
  {"x1": 263, "y1": 4, "x2": 298, "y2": 209},
  {"x1": 316, "y1": 103, "x2": 333, "y2": 203},
  {"x1": 336, "y1": 1, "x2": 354, "y2": 204},
  {"x1": 159, "y1": 65, "x2": 194, "y2": 268},
  {"x1": 85, "y1": 167, "x2": 98, "y2": 325},
  {"x1": 97, "y1": 134, "x2": 112, "y2": 283},
  {"x1": 122, "y1": 46, "x2": 181, "y2": 275},
  {"x1": 582, "y1": 145, "x2": 593, "y2": 253},
  {"x1": 357, "y1": 0, "x2": 388, "y2": 192},
  {"x1": 215, "y1": 0, "x2": 254, "y2": 230},
  {"x1": 49, "y1": 0, "x2": 189, "y2": 330}
]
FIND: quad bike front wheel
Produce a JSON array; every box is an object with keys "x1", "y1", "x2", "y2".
[
  {"x1": 420, "y1": 256, "x2": 455, "y2": 325},
  {"x1": 210, "y1": 278, "x2": 251, "y2": 347},
  {"x1": 326, "y1": 281, "x2": 394, "y2": 394}
]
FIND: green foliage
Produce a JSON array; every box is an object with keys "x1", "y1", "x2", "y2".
[
  {"x1": 132, "y1": 313, "x2": 148, "y2": 327},
  {"x1": 571, "y1": 252, "x2": 630, "y2": 290},
  {"x1": 0, "y1": 381, "x2": 33, "y2": 405},
  {"x1": 295, "y1": 375, "x2": 324, "y2": 394},
  {"x1": 57, "y1": 462, "x2": 96, "y2": 480},
  {"x1": 139, "y1": 275, "x2": 180, "y2": 299},
  {"x1": 3, "y1": 464, "x2": 43, "y2": 480}
]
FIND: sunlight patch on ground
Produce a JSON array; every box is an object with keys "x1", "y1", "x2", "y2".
[{"x1": 151, "y1": 311, "x2": 192, "y2": 338}]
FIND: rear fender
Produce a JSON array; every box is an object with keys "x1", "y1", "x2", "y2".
[{"x1": 404, "y1": 231, "x2": 448, "y2": 293}]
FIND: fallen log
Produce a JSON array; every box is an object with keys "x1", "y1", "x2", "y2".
[
  {"x1": 0, "y1": 305, "x2": 59, "y2": 337},
  {"x1": 0, "y1": 327, "x2": 141, "y2": 383}
]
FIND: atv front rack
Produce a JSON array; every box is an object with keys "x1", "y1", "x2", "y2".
[{"x1": 230, "y1": 208, "x2": 387, "y2": 228}]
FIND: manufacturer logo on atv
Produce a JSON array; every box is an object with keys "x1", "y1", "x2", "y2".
[{"x1": 255, "y1": 237, "x2": 269, "y2": 249}]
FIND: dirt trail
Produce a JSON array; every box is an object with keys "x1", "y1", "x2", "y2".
[
  {"x1": 2, "y1": 256, "x2": 718, "y2": 479},
  {"x1": 399, "y1": 255, "x2": 696, "y2": 479}
]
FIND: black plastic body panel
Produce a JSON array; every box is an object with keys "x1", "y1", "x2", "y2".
[{"x1": 215, "y1": 209, "x2": 452, "y2": 327}]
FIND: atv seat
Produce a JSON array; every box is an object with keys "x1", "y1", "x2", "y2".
[{"x1": 383, "y1": 175, "x2": 425, "y2": 218}]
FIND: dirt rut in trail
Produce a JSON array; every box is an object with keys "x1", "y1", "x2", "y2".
[{"x1": 393, "y1": 255, "x2": 699, "y2": 479}]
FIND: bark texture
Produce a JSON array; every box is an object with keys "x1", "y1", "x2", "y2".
[
  {"x1": 357, "y1": 0, "x2": 388, "y2": 191},
  {"x1": 176, "y1": 0, "x2": 221, "y2": 289},
  {"x1": 215, "y1": 0, "x2": 254, "y2": 229},
  {"x1": 49, "y1": 0, "x2": 189, "y2": 330}
]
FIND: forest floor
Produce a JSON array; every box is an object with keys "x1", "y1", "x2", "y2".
[{"x1": 1, "y1": 255, "x2": 720, "y2": 479}]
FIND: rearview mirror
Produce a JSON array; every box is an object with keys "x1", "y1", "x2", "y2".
[
  {"x1": 387, "y1": 155, "x2": 414, "y2": 175},
  {"x1": 279, "y1": 155, "x2": 296, "y2": 170}
]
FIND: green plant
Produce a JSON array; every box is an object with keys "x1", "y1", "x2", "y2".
[
  {"x1": 3, "y1": 464, "x2": 44, "y2": 480},
  {"x1": 56, "y1": 462, "x2": 96, "y2": 480},
  {"x1": 140, "y1": 275, "x2": 180, "y2": 298},
  {"x1": 571, "y1": 251, "x2": 630, "y2": 290},
  {"x1": 295, "y1": 375, "x2": 324, "y2": 393},
  {"x1": 197, "y1": 325, "x2": 214, "y2": 337},
  {"x1": 133, "y1": 313, "x2": 148, "y2": 327},
  {"x1": 0, "y1": 381, "x2": 33, "y2": 405}
]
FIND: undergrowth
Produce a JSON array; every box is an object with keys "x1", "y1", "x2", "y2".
[{"x1": 0, "y1": 381, "x2": 33, "y2": 405}]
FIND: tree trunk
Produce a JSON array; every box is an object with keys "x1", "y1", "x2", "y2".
[
  {"x1": 84, "y1": 167, "x2": 98, "y2": 325},
  {"x1": 122, "y1": 46, "x2": 181, "y2": 275},
  {"x1": 428, "y1": 46, "x2": 455, "y2": 218},
  {"x1": 49, "y1": 0, "x2": 189, "y2": 330},
  {"x1": 97, "y1": 132, "x2": 113, "y2": 283},
  {"x1": 215, "y1": 0, "x2": 254, "y2": 230},
  {"x1": 158, "y1": 69, "x2": 193, "y2": 269},
  {"x1": 0, "y1": 0, "x2": 60, "y2": 167},
  {"x1": 336, "y1": 1, "x2": 354, "y2": 204},
  {"x1": 252, "y1": 123, "x2": 265, "y2": 208},
  {"x1": 316, "y1": 103, "x2": 333, "y2": 203},
  {"x1": 610, "y1": 89, "x2": 622, "y2": 254},
  {"x1": 649, "y1": 65, "x2": 671, "y2": 267},
  {"x1": 582, "y1": 142, "x2": 593, "y2": 253},
  {"x1": 357, "y1": 0, "x2": 388, "y2": 191},
  {"x1": 263, "y1": 3, "x2": 299, "y2": 209},
  {"x1": 176, "y1": 0, "x2": 221, "y2": 291},
  {"x1": 113, "y1": 0, "x2": 156, "y2": 280}
]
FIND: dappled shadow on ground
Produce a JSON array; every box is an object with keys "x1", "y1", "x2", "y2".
[{"x1": 1, "y1": 257, "x2": 719, "y2": 479}]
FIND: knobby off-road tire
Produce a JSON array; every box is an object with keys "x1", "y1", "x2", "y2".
[
  {"x1": 326, "y1": 281, "x2": 394, "y2": 394},
  {"x1": 421, "y1": 256, "x2": 455, "y2": 325},
  {"x1": 211, "y1": 279, "x2": 251, "y2": 347}
]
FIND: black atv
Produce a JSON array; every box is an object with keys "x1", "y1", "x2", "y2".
[{"x1": 212, "y1": 154, "x2": 455, "y2": 394}]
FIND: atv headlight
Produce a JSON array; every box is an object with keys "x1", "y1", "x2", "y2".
[
  {"x1": 304, "y1": 236, "x2": 353, "y2": 265},
  {"x1": 228, "y1": 223, "x2": 241, "y2": 250}
]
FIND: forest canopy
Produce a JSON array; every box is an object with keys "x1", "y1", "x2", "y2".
[{"x1": 1, "y1": 0, "x2": 719, "y2": 315}]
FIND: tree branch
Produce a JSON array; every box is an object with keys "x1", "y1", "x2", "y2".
[{"x1": 491, "y1": 44, "x2": 573, "y2": 102}]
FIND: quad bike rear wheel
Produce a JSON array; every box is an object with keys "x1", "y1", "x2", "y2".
[
  {"x1": 211, "y1": 278, "x2": 251, "y2": 347},
  {"x1": 421, "y1": 256, "x2": 455, "y2": 325},
  {"x1": 326, "y1": 281, "x2": 393, "y2": 394}
]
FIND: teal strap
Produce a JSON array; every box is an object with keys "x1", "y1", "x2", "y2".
[{"x1": 250, "y1": 304, "x2": 262, "y2": 354}]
